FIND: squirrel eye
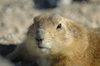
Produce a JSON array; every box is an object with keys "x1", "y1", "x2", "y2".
[
  {"x1": 57, "y1": 24, "x2": 61, "y2": 29},
  {"x1": 32, "y1": 24, "x2": 34, "y2": 26}
]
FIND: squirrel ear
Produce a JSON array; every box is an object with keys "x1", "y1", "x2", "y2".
[
  {"x1": 33, "y1": 16, "x2": 39, "y2": 23},
  {"x1": 66, "y1": 19, "x2": 72, "y2": 29},
  {"x1": 65, "y1": 18, "x2": 79, "y2": 32},
  {"x1": 33, "y1": 17, "x2": 36, "y2": 23},
  {"x1": 66, "y1": 19, "x2": 77, "y2": 28}
]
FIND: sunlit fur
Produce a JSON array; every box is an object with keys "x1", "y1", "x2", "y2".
[
  {"x1": 7, "y1": 13, "x2": 100, "y2": 66},
  {"x1": 26, "y1": 13, "x2": 100, "y2": 66}
]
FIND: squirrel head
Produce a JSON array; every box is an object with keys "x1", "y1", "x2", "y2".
[{"x1": 27, "y1": 13, "x2": 88, "y2": 58}]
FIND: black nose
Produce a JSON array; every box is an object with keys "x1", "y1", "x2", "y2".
[
  {"x1": 35, "y1": 37, "x2": 44, "y2": 42},
  {"x1": 35, "y1": 29, "x2": 45, "y2": 42}
]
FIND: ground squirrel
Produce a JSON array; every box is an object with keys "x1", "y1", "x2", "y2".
[{"x1": 7, "y1": 13, "x2": 100, "y2": 66}]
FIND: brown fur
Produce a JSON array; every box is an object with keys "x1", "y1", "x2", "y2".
[{"x1": 7, "y1": 13, "x2": 100, "y2": 66}]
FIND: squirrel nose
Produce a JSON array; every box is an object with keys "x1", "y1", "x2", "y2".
[
  {"x1": 35, "y1": 29, "x2": 45, "y2": 42},
  {"x1": 35, "y1": 38, "x2": 44, "y2": 42}
]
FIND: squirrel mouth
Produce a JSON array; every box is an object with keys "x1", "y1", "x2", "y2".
[
  {"x1": 35, "y1": 41, "x2": 46, "y2": 49},
  {"x1": 38, "y1": 45, "x2": 43, "y2": 49},
  {"x1": 36, "y1": 42, "x2": 45, "y2": 49},
  {"x1": 37, "y1": 45, "x2": 46, "y2": 49}
]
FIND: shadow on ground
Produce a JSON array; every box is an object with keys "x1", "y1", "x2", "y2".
[
  {"x1": 0, "y1": 44, "x2": 38, "y2": 66},
  {"x1": 0, "y1": 44, "x2": 17, "y2": 56}
]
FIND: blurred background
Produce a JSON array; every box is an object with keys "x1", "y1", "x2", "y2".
[{"x1": 0, "y1": 0, "x2": 100, "y2": 44}]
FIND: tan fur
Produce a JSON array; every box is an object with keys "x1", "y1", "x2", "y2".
[{"x1": 7, "y1": 13, "x2": 100, "y2": 66}]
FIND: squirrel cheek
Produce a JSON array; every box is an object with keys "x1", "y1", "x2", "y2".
[{"x1": 45, "y1": 42, "x2": 51, "y2": 48}]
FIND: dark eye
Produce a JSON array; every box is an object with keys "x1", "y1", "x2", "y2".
[
  {"x1": 57, "y1": 24, "x2": 61, "y2": 29},
  {"x1": 32, "y1": 24, "x2": 34, "y2": 26}
]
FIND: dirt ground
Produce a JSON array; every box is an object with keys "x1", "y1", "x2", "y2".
[{"x1": 0, "y1": 0, "x2": 100, "y2": 66}]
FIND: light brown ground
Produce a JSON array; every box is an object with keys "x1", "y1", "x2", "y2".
[
  {"x1": 0, "y1": 0, "x2": 100, "y2": 66},
  {"x1": 0, "y1": 0, "x2": 100, "y2": 44}
]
